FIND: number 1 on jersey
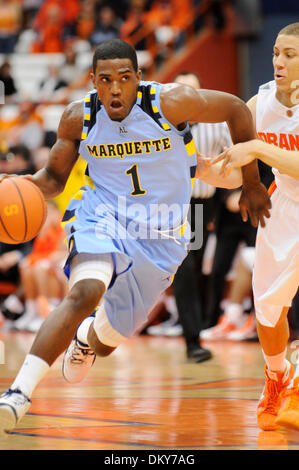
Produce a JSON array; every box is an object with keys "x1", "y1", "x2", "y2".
[{"x1": 126, "y1": 164, "x2": 147, "y2": 196}]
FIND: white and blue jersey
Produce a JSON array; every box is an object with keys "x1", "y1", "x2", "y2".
[{"x1": 62, "y1": 80, "x2": 197, "y2": 337}]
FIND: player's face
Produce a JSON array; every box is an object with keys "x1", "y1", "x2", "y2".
[
  {"x1": 91, "y1": 58, "x2": 141, "y2": 121},
  {"x1": 273, "y1": 34, "x2": 299, "y2": 97}
]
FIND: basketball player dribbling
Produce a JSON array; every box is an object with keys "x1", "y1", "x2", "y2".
[
  {"x1": 0, "y1": 39, "x2": 271, "y2": 435},
  {"x1": 213, "y1": 23, "x2": 299, "y2": 431}
]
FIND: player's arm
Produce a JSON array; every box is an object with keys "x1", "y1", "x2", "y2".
[
  {"x1": 30, "y1": 101, "x2": 83, "y2": 199},
  {"x1": 213, "y1": 93, "x2": 299, "y2": 179},
  {"x1": 196, "y1": 152, "x2": 242, "y2": 188},
  {"x1": 213, "y1": 139, "x2": 299, "y2": 180},
  {"x1": 161, "y1": 85, "x2": 271, "y2": 227}
]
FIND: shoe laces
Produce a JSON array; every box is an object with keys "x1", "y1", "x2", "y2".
[
  {"x1": 263, "y1": 377, "x2": 283, "y2": 415},
  {"x1": 1, "y1": 388, "x2": 31, "y2": 405},
  {"x1": 70, "y1": 342, "x2": 95, "y2": 364}
]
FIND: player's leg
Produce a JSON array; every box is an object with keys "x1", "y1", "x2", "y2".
[
  {"x1": 256, "y1": 307, "x2": 293, "y2": 430},
  {"x1": 252, "y1": 188, "x2": 299, "y2": 430},
  {"x1": 0, "y1": 265, "x2": 108, "y2": 435},
  {"x1": 62, "y1": 252, "x2": 117, "y2": 383},
  {"x1": 254, "y1": 240, "x2": 294, "y2": 432}
]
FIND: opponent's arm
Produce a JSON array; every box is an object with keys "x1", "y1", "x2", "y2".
[
  {"x1": 161, "y1": 85, "x2": 271, "y2": 227},
  {"x1": 196, "y1": 153, "x2": 242, "y2": 189},
  {"x1": 212, "y1": 93, "x2": 299, "y2": 179},
  {"x1": 213, "y1": 139, "x2": 299, "y2": 180}
]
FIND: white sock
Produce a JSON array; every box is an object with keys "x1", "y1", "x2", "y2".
[
  {"x1": 49, "y1": 298, "x2": 60, "y2": 307},
  {"x1": 263, "y1": 348, "x2": 287, "y2": 373},
  {"x1": 77, "y1": 317, "x2": 94, "y2": 346},
  {"x1": 10, "y1": 354, "x2": 50, "y2": 398},
  {"x1": 25, "y1": 299, "x2": 37, "y2": 314},
  {"x1": 164, "y1": 295, "x2": 178, "y2": 316},
  {"x1": 225, "y1": 303, "x2": 244, "y2": 325}
]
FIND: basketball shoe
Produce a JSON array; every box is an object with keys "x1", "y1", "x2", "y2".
[
  {"x1": 62, "y1": 338, "x2": 96, "y2": 383},
  {"x1": 275, "y1": 377, "x2": 299, "y2": 430},
  {"x1": 0, "y1": 388, "x2": 31, "y2": 436},
  {"x1": 257, "y1": 360, "x2": 293, "y2": 431},
  {"x1": 226, "y1": 312, "x2": 258, "y2": 341},
  {"x1": 200, "y1": 311, "x2": 246, "y2": 340}
]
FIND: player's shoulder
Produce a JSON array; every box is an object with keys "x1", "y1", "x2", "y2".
[
  {"x1": 258, "y1": 80, "x2": 276, "y2": 93},
  {"x1": 58, "y1": 99, "x2": 84, "y2": 140},
  {"x1": 160, "y1": 82, "x2": 198, "y2": 101},
  {"x1": 62, "y1": 99, "x2": 84, "y2": 121}
]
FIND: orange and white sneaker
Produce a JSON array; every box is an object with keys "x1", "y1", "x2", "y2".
[
  {"x1": 276, "y1": 377, "x2": 299, "y2": 430},
  {"x1": 226, "y1": 312, "x2": 258, "y2": 341},
  {"x1": 257, "y1": 360, "x2": 294, "y2": 431},
  {"x1": 200, "y1": 313, "x2": 245, "y2": 340}
]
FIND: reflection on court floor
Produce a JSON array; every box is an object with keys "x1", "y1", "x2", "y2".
[{"x1": 0, "y1": 332, "x2": 298, "y2": 450}]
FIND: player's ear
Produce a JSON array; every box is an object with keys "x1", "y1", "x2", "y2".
[
  {"x1": 136, "y1": 69, "x2": 142, "y2": 85},
  {"x1": 90, "y1": 72, "x2": 95, "y2": 87}
]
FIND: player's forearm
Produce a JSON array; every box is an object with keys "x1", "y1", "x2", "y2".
[
  {"x1": 197, "y1": 160, "x2": 242, "y2": 189},
  {"x1": 254, "y1": 139, "x2": 299, "y2": 180},
  {"x1": 241, "y1": 160, "x2": 262, "y2": 188},
  {"x1": 31, "y1": 167, "x2": 66, "y2": 199}
]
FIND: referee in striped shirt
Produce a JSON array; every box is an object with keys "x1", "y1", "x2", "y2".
[{"x1": 171, "y1": 71, "x2": 232, "y2": 362}]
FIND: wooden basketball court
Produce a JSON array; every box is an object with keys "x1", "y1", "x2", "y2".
[{"x1": 0, "y1": 330, "x2": 299, "y2": 451}]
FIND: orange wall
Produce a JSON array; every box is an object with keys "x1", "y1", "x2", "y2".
[{"x1": 158, "y1": 27, "x2": 239, "y2": 96}]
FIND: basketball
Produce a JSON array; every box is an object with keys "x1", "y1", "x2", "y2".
[{"x1": 0, "y1": 177, "x2": 47, "y2": 244}]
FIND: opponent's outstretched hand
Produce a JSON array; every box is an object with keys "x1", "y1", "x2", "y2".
[{"x1": 211, "y1": 142, "x2": 256, "y2": 176}]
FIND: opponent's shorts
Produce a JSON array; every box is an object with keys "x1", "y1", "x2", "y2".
[{"x1": 253, "y1": 187, "x2": 299, "y2": 327}]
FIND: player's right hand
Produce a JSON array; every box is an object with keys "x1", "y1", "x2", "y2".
[{"x1": 0, "y1": 173, "x2": 33, "y2": 183}]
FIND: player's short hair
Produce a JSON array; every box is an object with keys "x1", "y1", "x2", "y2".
[
  {"x1": 278, "y1": 23, "x2": 299, "y2": 38},
  {"x1": 92, "y1": 39, "x2": 138, "y2": 73}
]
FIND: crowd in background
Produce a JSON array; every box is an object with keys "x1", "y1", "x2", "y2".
[{"x1": 0, "y1": 0, "x2": 298, "y2": 352}]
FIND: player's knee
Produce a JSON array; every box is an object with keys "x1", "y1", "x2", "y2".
[{"x1": 66, "y1": 279, "x2": 105, "y2": 317}]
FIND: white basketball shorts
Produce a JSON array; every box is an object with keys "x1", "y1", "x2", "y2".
[{"x1": 253, "y1": 187, "x2": 299, "y2": 327}]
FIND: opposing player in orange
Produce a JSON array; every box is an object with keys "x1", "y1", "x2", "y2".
[{"x1": 213, "y1": 23, "x2": 299, "y2": 431}]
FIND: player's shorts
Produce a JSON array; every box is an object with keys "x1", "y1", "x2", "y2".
[
  {"x1": 253, "y1": 187, "x2": 299, "y2": 327},
  {"x1": 62, "y1": 186, "x2": 187, "y2": 339}
]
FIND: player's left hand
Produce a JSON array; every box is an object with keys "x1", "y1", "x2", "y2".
[{"x1": 239, "y1": 181, "x2": 271, "y2": 228}]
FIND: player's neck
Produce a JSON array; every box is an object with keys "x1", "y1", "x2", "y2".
[{"x1": 275, "y1": 89, "x2": 298, "y2": 108}]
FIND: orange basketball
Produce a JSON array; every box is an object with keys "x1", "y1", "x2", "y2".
[{"x1": 0, "y1": 177, "x2": 47, "y2": 244}]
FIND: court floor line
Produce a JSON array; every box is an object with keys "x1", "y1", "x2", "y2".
[{"x1": 27, "y1": 411, "x2": 160, "y2": 426}]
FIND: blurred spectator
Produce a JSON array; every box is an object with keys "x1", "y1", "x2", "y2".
[
  {"x1": 13, "y1": 200, "x2": 68, "y2": 333},
  {"x1": 0, "y1": 0, "x2": 22, "y2": 54},
  {"x1": 0, "y1": 143, "x2": 36, "y2": 176},
  {"x1": 31, "y1": 3, "x2": 65, "y2": 53},
  {"x1": 22, "y1": 0, "x2": 44, "y2": 29},
  {"x1": 37, "y1": 65, "x2": 68, "y2": 103},
  {"x1": 0, "y1": 60, "x2": 18, "y2": 104},
  {"x1": 146, "y1": 0, "x2": 194, "y2": 52},
  {"x1": 0, "y1": 99, "x2": 45, "y2": 155},
  {"x1": 0, "y1": 142, "x2": 36, "y2": 326},
  {"x1": 58, "y1": 42, "x2": 83, "y2": 85},
  {"x1": 120, "y1": 0, "x2": 153, "y2": 51},
  {"x1": 76, "y1": 0, "x2": 96, "y2": 41},
  {"x1": 31, "y1": 0, "x2": 81, "y2": 53},
  {"x1": 89, "y1": 5, "x2": 122, "y2": 47}
]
